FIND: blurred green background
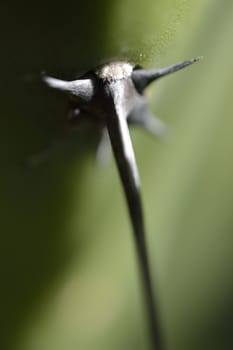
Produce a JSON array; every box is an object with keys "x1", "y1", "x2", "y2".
[{"x1": 1, "y1": 0, "x2": 233, "y2": 349}]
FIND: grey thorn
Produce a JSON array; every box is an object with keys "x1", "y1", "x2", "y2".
[
  {"x1": 142, "y1": 113, "x2": 167, "y2": 137},
  {"x1": 128, "y1": 102, "x2": 167, "y2": 137},
  {"x1": 42, "y1": 76, "x2": 95, "y2": 102},
  {"x1": 132, "y1": 56, "x2": 202, "y2": 92},
  {"x1": 96, "y1": 128, "x2": 111, "y2": 165}
]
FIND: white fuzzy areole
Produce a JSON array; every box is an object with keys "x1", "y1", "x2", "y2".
[{"x1": 96, "y1": 61, "x2": 133, "y2": 81}]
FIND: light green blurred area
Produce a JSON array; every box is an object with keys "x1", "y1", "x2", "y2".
[{"x1": 1, "y1": 1, "x2": 233, "y2": 350}]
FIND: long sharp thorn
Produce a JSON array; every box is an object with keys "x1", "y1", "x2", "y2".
[
  {"x1": 107, "y1": 81, "x2": 164, "y2": 350},
  {"x1": 132, "y1": 56, "x2": 203, "y2": 92}
]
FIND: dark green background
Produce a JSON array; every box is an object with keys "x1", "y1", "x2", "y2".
[{"x1": 1, "y1": 1, "x2": 233, "y2": 349}]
